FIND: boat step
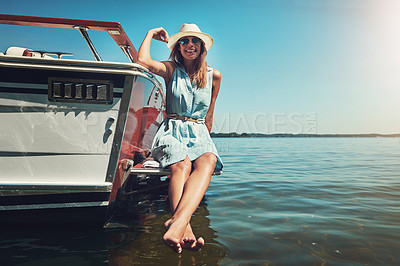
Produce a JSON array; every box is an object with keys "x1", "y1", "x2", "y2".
[{"x1": 130, "y1": 167, "x2": 221, "y2": 176}]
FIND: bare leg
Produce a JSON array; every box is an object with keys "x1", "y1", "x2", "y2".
[
  {"x1": 163, "y1": 156, "x2": 191, "y2": 253},
  {"x1": 163, "y1": 153, "x2": 217, "y2": 252},
  {"x1": 164, "y1": 156, "x2": 200, "y2": 251}
]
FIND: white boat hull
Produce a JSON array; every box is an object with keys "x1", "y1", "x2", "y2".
[{"x1": 0, "y1": 56, "x2": 164, "y2": 223}]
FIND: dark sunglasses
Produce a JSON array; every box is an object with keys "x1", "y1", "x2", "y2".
[{"x1": 178, "y1": 37, "x2": 201, "y2": 45}]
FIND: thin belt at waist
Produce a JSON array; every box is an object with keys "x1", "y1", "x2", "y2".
[{"x1": 166, "y1": 114, "x2": 205, "y2": 123}]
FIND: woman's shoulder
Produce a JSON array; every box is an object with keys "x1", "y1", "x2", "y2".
[
  {"x1": 212, "y1": 68, "x2": 221, "y2": 81},
  {"x1": 206, "y1": 65, "x2": 221, "y2": 78}
]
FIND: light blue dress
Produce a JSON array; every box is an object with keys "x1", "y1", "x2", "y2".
[{"x1": 151, "y1": 62, "x2": 223, "y2": 171}]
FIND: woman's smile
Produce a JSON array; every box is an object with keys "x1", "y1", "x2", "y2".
[
  {"x1": 181, "y1": 46, "x2": 199, "y2": 59},
  {"x1": 184, "y1": 48, "x2": 197, "y2": 55}
]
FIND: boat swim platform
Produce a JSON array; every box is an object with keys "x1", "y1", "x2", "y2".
[
  {"x1": 108, "y1": 160, "x2": 221, "y2": 207},
  {"x1": 114, "y1": 159, "x2": 222, "y2": 198},
  {"x1": 130, "y1": 167, "x2": 222, "y2": 176}
]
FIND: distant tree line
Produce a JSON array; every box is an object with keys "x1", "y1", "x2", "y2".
[{"x1": 210, "y1": 132, "x2": 400, "y2": 138}]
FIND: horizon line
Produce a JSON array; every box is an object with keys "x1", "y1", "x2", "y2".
[{"x1": 210, "y1": 132, "x2": 400, "y2": 137}]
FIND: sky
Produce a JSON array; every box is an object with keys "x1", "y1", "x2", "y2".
[{"x1": 1, "y1": 0, "x2": 400, "y2": 134}]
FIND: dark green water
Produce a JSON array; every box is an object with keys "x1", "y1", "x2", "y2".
[{"x1": 1, "y1": 138, "x2": 399, "y2": 265}]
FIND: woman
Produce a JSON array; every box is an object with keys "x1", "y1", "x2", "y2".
[{"x1": 137, "y1": 23, "x2": 223, "y2": 253}]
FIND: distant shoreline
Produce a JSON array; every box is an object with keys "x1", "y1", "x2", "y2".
[{"x1": 210, "y1": 133, "x2": 400, "y2": 138}]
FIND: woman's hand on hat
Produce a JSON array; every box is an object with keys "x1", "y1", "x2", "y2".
[{"x1": 150, "y1": 27, "x2": 169, "y2": 43}]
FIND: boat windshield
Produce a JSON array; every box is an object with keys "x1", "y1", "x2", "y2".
[{"x1": 0, "y1": 15, "x2": 135, "y2": 63}]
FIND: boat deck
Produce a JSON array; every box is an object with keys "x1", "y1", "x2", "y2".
[{"x1": 130, "y1": 167, "x2": 222, "y2": 176}]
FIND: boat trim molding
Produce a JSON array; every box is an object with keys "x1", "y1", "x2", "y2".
[{"x1": 1, "y1": 201, "x2": 109, "y2": 211}]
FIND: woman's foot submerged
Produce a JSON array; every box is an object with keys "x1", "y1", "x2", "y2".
[
  {"x1": 180, "y1": 223, "x2": 204, "y2": 251},
  {"x1": 164, "y1": 219, "x2": 204, "y2": 253},
  {"x1": 163, "y1": 218, "x2": 185, "y2": 253}
]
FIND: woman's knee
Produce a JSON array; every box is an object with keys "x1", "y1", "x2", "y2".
[
  {"x1": 206, "y1": 153, "x2": 218, "y2": 165},
  {"x1": 195, "y1": 153, "x2": 217, "y2": 169},
  {"x1": 169, "y1": 156, "x2": 192, "y2": 174}
]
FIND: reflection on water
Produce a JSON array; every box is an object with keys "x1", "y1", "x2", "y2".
[
  {"x1": 108, "y1": 203, "x2": 226, "y2": 265},
  {"x1": 105, "y1": 174, "x2": 227, "y2": 265},
  {"x1": 1, "y1": 225, "x2": 108, "y2": 265},
  {"x1": 1, "y1": 138, "x2": 400, "y2": 265},
  {"x1": 1, "y1": 183, "x2": 226, "y2": 265}
]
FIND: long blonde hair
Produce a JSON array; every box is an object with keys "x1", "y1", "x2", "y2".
[{"x1": 169, "y1": 40, "x2": 208, "y2": 88}]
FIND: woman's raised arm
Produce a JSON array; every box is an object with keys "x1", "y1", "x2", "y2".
[{"x1": 137, "y1": 28, "x2": 173, "y2": 82}]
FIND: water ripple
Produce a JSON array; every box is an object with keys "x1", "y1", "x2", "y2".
[{"x1": 208, "y1": 138, "x2": 400, "y2": 265}]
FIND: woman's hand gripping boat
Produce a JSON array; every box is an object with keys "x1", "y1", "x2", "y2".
[{"x1": 0, "y1": 14, "x2": 171, "y2": 225}]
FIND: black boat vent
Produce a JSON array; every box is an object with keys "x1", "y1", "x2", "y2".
[{"x1": 48, "y1": 77, "x2": 113, "y2": 104}]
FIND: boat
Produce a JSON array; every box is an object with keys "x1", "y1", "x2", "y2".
[{"x1": 0, "y1": 14, "x2": 166, "y2": 225}]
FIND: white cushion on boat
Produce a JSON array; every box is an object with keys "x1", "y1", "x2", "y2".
[
  {"x1": 6, "y1": 47, "x2": 29, "y2": 56},
  {"x1": 5, "y1": 47, "x2": 42, "y2": 57},
  {"x1": 142, "y1": 160, "x2": 160, "y2": 168}
]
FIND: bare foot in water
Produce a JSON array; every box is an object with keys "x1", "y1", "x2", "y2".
[
  {"x1": 165, "y1": 219, "x2": 204, "y2": 251},
  {"x1": 181, "y1": 224, "x2": 204, "y2": 251},
  {"x1": 163, "y1": 217, "x2": 187, "y2": 253}
]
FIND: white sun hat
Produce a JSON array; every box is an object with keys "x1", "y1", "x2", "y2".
[{"x1": 167, "y1": 23, "x2": 214, "y2": 51}]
